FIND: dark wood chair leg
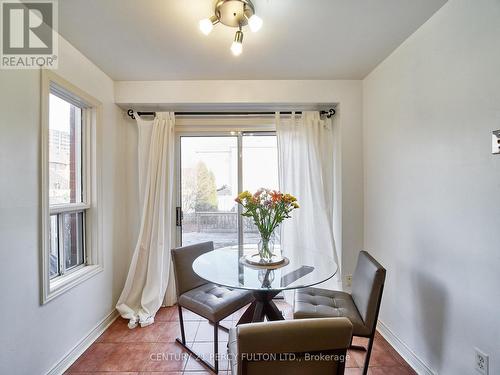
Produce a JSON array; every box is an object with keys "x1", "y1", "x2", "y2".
[
  {"x1": 362, "y1": 283, "x2": 384, "y2": 374},
  {"x1": 178, "y1": 305, "x2": 186, "y2": 344},
  {"x1": 176, "y1": 337, "x2": 218, "y2": 373},
  {"x1": 175, "y1": 305, "x2": 218, "y2": 373},
  {"x1": 208, "y1": 320, "x2": 230, "y2": 332},
  {"x1": 214, "y1": 322, "x2": 219, "y2": 373},
  {"x1": 362, "y1": 334, "x2": 375, "y2": 375}
]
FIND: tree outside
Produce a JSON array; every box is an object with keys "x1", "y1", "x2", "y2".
[{"x1": 182, "y1": 161, "x2": 218, "y2": 213}]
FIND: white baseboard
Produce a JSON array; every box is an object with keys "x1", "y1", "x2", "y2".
[
  {"x1": 377, "y1": 320, "x2": 437, "y2": 375},
  {"x1": 46, "y1": 309, "x2": 119, "y2": 375}
]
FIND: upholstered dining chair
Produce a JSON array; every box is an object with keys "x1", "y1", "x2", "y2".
[
  {"x1": 171, "y1": 241, "x2": 254, "y2": 373},
  {"x1": 293, "y1": 251, "x2": 386, "y2": 375},
  {"x1": 228, "y1": 317, "x2": 353, "y2": 375}
]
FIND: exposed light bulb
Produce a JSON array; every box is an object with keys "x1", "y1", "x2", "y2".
[
  {"x1": 199, "y1": 15, "x2": 218, "y2": 35},
  {"x1": 199, "y1": 18, "x2": 213, "y2": 35},
  {"x1": 231, "y1": 41, "x2": 243, "y2": 56},
  {"x1": 231, "y1": 30, "x2": 244, "y2": 56},
  {"x1": 248, "y1": 14, "x2": 263, "y2": 32}
]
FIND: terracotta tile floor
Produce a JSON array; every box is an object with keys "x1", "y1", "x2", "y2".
[{"x1": 66, "y1": 301, "x2": 415, "y2": 375}]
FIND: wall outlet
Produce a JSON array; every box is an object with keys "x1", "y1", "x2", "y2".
[
  {"x1": 475, "y1": 348, "x2": 489, "y2": 374},
  {"x1": 345, "y1": 275, "x2": 353, "y2": 287},
  {"x1": 492, "y1": 130, "x2": 500, "y2": 154}
]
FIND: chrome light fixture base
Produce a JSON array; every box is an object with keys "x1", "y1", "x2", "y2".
[
  {"x1": 214, "y1": 0, "x2": 255, "y2": 28},
  {"x1": 199, "y1": 0, "x2": 262, "y2": 56}
]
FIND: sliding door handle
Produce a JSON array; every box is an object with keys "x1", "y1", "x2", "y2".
[{"x1": 176, "y1": 207, "x2": 183, "y2": 227}]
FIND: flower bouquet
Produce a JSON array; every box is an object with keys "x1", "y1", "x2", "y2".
[{"x1": 235, "y1": 188, "x2": 299, "y2": 263}]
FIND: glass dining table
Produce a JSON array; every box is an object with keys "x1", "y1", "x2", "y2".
[{"x1": 192, "y1": 244, "x2": 338, "y2": 324}]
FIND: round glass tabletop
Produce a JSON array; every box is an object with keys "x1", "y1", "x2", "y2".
[{"x1": 192, "y1": 245, "x2": 338, "y2": 291}]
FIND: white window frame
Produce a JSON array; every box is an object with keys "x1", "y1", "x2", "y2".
[{"x1": 41, "y1": 70, "x2": 103, "y2": 304}]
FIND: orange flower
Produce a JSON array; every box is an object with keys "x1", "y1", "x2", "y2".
[{"x1": 271, "y1": 191, "x2": 282, "y2": 203}]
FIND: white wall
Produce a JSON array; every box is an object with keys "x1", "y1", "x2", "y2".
[
  {"x1": 0, "y1": 36, "x2": 134, "y2": 374},
  {"x1": 363, "y1": 0, "x2": 500, "y2": 373},
  {"x1": 115, "y1": 79, "x2": 364, "y2": 279}
]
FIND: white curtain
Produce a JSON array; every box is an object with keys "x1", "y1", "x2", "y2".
[
  {"x1": 116, "y1": 112, "x2": 177, "y2": 329},
  {"x1": 276, "y1": 111, "x2": 339, "y2": 301}
]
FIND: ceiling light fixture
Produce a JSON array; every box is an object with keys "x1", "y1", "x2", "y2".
[{"x1": 199, "y1": 0, "x2": 262, "y2": 56}]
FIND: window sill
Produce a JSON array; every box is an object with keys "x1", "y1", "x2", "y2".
[{"x1": 43, "y1": 264, "x2": 103, "y2": 304}]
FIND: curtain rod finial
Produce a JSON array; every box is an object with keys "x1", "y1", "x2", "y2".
[{"x1": 319, "y1": 108, "x2": 336, "y2": 119}]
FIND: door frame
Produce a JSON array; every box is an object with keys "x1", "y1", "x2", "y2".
[{"x1": 174, "y1": 131, "x2": 241, "y2": 248}]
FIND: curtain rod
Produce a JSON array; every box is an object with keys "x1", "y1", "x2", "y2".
[{"x1": 126, "y1": 108, "x2": 335, "y2": 120}]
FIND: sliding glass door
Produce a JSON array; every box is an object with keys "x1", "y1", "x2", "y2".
[
  {"x1": 179, "y1": 136, "x2": 238, "y2": 249},
  {"x1": 177, "y1": 132, "x2": 279, "y2": 249}
]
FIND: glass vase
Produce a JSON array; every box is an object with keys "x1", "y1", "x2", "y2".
[{"x1": 258, "y1": 236, "x2": 274, "y2": 262}]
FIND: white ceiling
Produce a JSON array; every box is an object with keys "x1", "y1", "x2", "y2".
[{"x1": 58, "y1": 0, "x2": 447, "y2": 81}]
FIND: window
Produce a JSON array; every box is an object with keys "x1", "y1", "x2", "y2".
[
  {"x1": 178, "y1": 131, "x2": 279, "y2": 249},
  {"x1": 41, "y1": 71, "x2": 102, "y2": 303},
  {"x1": 48, "y1": 93, "x2": 85, "y2": 277}
]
